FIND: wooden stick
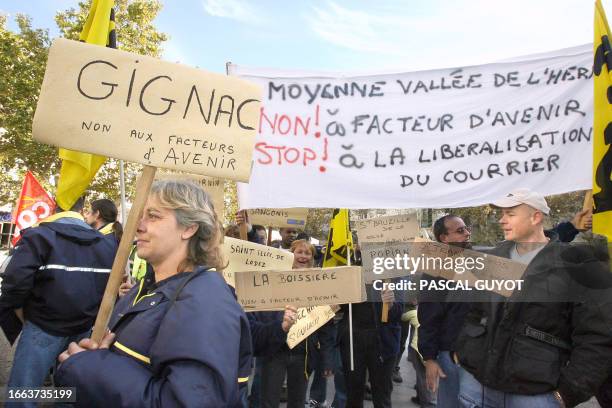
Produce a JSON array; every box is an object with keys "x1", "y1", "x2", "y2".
[
  {"x1": 239, "y1": 210, "x2": 248, "y2": 241},
  {"x1": 578, "y1": 190, "x2": 593, "y2": 230},
  {"x1": 267, "y1": 227, "x2": 273, "y2": 246},
  {"x1": 91, "y1": 165, "x2": 157, "y2": 342},
  {"x1": 381, "y1": 298, "x2": 389, "y2": 323}
]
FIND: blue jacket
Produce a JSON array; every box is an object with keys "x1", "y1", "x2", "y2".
[
  {"x1": 0, "y1": 212, "x2": 117, "y2": 342},
  {"x1": 55, "y1": 267, "x2": 253, "y2": 407}
]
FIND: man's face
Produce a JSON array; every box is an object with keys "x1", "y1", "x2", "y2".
[
  {"x1": 499, "y1": 204, "x2": 541, "y2": 242},
  {"x1": 254, "y1": 229, "x2": 267, "y2": 245},
  {"x1": 440, "y1": 217, "x2": 471, "y2": 248},
  {"x1": 280, "y1": 228, "x2": 298, "y2": 247}
]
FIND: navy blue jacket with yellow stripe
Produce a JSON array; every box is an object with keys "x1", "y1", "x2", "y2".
[
  {"x1": 55, "y1": 267, "x2": 253, "y2": 407},
  {"x1": 0, "y1": 212, "x2": 117, "y2": 342}
]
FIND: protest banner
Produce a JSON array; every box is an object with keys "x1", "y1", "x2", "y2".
[
  {"x1": 33, "y1": 38, "x2": 261, "y2": 182},
  {"x1": 31, "y1": 38, "x2": 262, "y2": 342},
  {"x1": 248, "y1": 208, "x2": 308, "y2": 229},
  {"x1": 287, "y1": 305, "x2": 338, "y2": 349},
  {"x1": 235, "y1": 266, "x2": 363, "y2": 310},
  {"x1": 361, "y1": 239, "x2": 526, "y2": 297},
  {"x1": 222, "y1": 237, "x2": 294, "y2": 286},
  {"x1": 354, "y1": 213, "x2": 419, "y2": 244},
  {"x1": 231, "y1": 44, "x2": 593, "y2": 209},
  {"x1": 156, "y1": 172, "x2": 225, "y2": 224}
]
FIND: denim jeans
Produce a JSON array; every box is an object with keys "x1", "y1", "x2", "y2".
[
  {"x1": 437, "y1": 351, "x2": 460, "y2": 408},
  {"x1": 458, "y1": 366, "x2": 561, "y2": 408},
  {"x1": 7, "y1": 321, "x2": 89, "y2": 408}
]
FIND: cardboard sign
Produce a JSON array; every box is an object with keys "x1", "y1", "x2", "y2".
[
  {"x1": 287, "y1": 305, "x2": 338, "y2": 349},
  {"x1": 361, "y1": 240, "x2": 526, "y2": 297},
  {"x1": 156, "y1": 172, "x2": 225, "y2": 224},
  {"x1": 235, "y1": 266, "x2": 363, "y2": 310},
  {"x1": 222, "y1": 237, "x2": 294, "y2": 286},
  {"x1": 355, "y1": 213, "x2": 419, "y2": 244},
  {"x1": 33, "y1": 39, "x2": 261, "y2": 181},
  {"x1": 248, "y1": 208, "x2": 308, "y2": 229}
]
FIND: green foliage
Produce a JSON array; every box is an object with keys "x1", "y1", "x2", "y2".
[
  {"x1": 0, "y1": 1, "x2": 167, "y2": 206},
  {"x1": 0, "y1": 14, "x2": 54, "y2": 203}
]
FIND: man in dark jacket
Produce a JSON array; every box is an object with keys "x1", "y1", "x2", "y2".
[
  {"x1": 0, "y1": 198, "x2": 117, "y2": 402},
  {"x1": 455, "y1": 189, "x2": 612, "y2": 407},
  {"x1": 337, "y1": 283, "x2": 402, "y2": 408},
  {"x1": 248, "y1": 307, "x2": 334, "y2": 408},
  {"x1": 417, "y1": 214, "x2": 472, "y2": 408}
]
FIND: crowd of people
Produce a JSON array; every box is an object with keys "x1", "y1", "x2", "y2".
[{"x1": 0, "y1": 181, "x2": 611, "y2": 408}]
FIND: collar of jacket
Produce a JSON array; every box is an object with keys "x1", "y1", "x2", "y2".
[
  {"x1": 99, "y1": 222, "x2": 114, "y2": 235},
  {"x1": 36, "y1": 211, "x2": 84, "y2": 226}
]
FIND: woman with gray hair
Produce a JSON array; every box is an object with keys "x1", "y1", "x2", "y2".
[{"x1": 55, "y1": 179, "x2": 252, "y2": 407}]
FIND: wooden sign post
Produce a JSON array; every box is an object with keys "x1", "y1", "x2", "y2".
[{"x1": 32, "y1": 38, "x2": 262, "y2": 342}]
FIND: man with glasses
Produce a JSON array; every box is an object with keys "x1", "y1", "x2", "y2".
[{"x1": 417, "y1": 215, "x2": 472, "y2": 408}]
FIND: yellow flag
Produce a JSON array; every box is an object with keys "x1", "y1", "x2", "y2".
[
  {"x1": 323, "y1": 209, "x2": 353, "y2": 267},
  {"x1": 55, "y1": 0, "x2": 115, "y2": 210}
]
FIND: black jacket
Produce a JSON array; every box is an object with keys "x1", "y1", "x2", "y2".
[
  {"x1": 0, "y1": 213, "x2": 117, "y2": 341},
  {"x1": 417, "y1": 221, "x2": 579, "y2": 362},
  {"x1": 337, "y1": 284, "x2": 403, "y2": 360},
  {"x1": 417, "y1": 294, "x2": 470, "y2": 360},
  {"x1": 248, "y1": 310, "x2": 335, "y2": 372},
  {"x1": 455, "y1": 238, "x2": 612, "y2": 407}
]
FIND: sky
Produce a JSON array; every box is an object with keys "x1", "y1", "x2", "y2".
[{"x1": 0, "y1": 0, "x2": 609, "y2": 75}]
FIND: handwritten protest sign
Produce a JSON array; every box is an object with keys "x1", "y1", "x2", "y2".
[
  {"x1": 361, "y1": 240, "x2": 526, "y2": 297},
  {"x1": 355, "y1": 213, "x2": 419, "y2": 244},
  {"x1": 231, "y1": 44, "x2": 593, "y2": 208},
  {"x1": 287, "y1": 305, "x2": 338, "y2": 349},
  {"x1": 248, "y1": 208, "x2": 308, "y2": 228},
  {"x1": 235, "y1": 266, "x2": 363, "y2": 310},
  {"x1": 156, "y1": 172, "x2": 225, "y2": 223},
  {"x1": 33, "y1": 38, "x2": 261, "y2": 181},
  {"x1": 222, "y1": 237, "x2": 294, "y2": 286}
]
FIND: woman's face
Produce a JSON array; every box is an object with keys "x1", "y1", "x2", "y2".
[
  {"x1": 292, "y1": 244, "x2": 313, "y2": 269},
  {"x1": 136, "y1": 195, "x2": 189, "y2": 266},
  {"x1": 82, "y1": 207, "x2": 100, "y2": 227}
]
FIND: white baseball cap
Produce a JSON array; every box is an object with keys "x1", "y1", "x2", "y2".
[{"x1": 491, "y1": 188, "x2": 550, "y2": 215}]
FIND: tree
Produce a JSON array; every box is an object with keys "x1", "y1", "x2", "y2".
[
  {"x1": 0, "y1": 14, "x2": 54, "y2": 204},
  {"x1": 0, "y1": 1, "x2": 168, "y2": 206}
]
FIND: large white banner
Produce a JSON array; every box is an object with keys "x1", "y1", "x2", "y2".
[{"x1": 230, "y1": 44, "x2": 593, "y2": 209}]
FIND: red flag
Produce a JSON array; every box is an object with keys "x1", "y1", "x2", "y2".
[{"x1": 11, "y1": 171, "x2": 56, "y2": 245}]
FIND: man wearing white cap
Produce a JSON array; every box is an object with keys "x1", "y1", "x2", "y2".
[{"x1": 454, "y1": 188, "x2": 612, "y2": 408}]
